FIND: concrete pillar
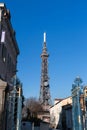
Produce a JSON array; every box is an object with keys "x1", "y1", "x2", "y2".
[{"x1": 0, "y1": 79, "x2": 7, "y2": 130}]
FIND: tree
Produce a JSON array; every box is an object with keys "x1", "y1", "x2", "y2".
[
  {"x1": 22, "y1": 97, "x2": 43, "y2": 126},
  {"x1": 22, "y1": 106, "x2": 30, "y2": 120},
  {"x1": 25, "y1": 97, "x2": 43, "y2": 118}
]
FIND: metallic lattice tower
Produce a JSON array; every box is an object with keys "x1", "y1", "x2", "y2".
[{"x1": 39, "y1": 32, "x2": 51, "y2": 107}]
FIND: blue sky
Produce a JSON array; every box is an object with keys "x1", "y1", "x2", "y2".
[{"x1": 2, "y1": 0, "x2": 87, "y2": 101}]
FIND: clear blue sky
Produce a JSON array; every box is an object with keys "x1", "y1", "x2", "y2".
[{"x1": 2, "y1": 0, "x2": 87, "y2": 101}]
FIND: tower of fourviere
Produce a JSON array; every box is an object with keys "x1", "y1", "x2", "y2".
[{"x1": 39, "y1": 32, "x2": 51, "y2": 111}]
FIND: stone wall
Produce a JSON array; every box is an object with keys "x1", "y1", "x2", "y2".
[{"x1": 0, "y1": 79, "x2": 7, "y2": 130}]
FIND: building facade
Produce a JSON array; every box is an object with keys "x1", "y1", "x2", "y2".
[
  {"x1": 0, "y1": 3, "x2": 22, "y2": 130},
  {"x1": 0, "y1": 3, "x2": 19, "y2": 82},
  {"x1": 50, "y1": 97, "x2": 72, "y2": 129}
]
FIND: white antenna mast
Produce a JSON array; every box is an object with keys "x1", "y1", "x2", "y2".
[{"x1": 44, "y1": 32, "x2": 46, "y2": 42}]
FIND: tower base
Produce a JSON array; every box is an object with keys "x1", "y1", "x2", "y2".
[{"x1": 37, "y1": 110, "x2": 50, "y2": 123}]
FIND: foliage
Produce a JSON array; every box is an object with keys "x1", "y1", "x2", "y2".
[
  {"x1": 22, "y1": 106, "x2": 30, "y2": 121},
  {"x1": 22, "y1": 97, "x2": 43, "y2": 121},
  {"x1": 25, "y1": 97, "x2": 43, "y2": 117}
]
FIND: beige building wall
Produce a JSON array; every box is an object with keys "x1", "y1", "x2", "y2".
[{"x1": 50, "y1": 96, "x2": 72, "y2": 128}]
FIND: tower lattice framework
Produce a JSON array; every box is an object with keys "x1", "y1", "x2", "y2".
[{"x1": 39, "y1": 33, "x2": 51, "y2": 107}]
